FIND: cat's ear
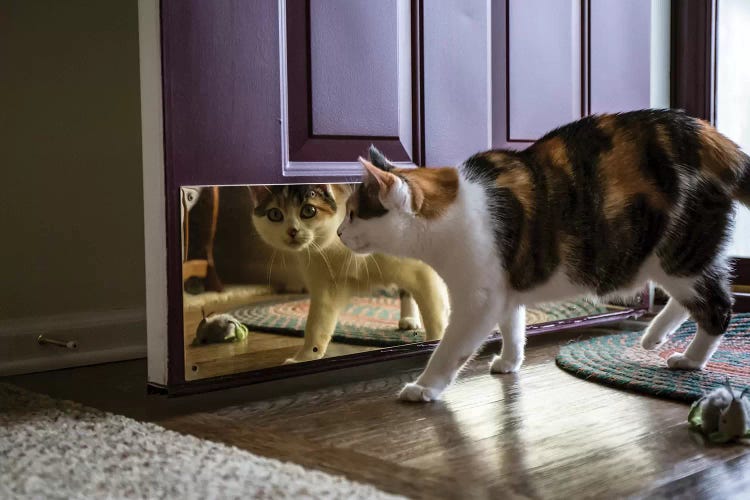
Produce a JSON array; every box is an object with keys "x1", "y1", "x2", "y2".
[
  {"x1": 330, "y1": 183, "x2": 355, "y2": 200},
  {"x1": 359, "y1": 157, "x2": 411, "y2": 212},
  {"x1": 360, "y1": 157, "x2": 396, "y2": 191},
  {"x1": 368, "y1": 145, "x2": 394, "y2": 171},
  {"x1": 247, "y1": 185, "x2": 271, "y2": 208}
]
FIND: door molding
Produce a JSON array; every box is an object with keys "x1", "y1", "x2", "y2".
[{"x1": 670, "y1": 0, "x2": 717, "y2": 122}]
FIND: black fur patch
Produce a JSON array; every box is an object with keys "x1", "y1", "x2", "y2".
[{"x1": 355, "y1": 182, "x2": 389, "y2": 219}]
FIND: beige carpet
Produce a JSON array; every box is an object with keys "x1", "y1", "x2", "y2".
[{"x1": 0, "y1": 383, "x2": 402, "y2": 499}]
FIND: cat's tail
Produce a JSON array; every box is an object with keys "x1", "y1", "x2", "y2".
[{"x1": 737, "y1": 153, "x2": 750, "y2": 207}]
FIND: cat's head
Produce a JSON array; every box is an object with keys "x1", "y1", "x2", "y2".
[
  {"x1": 249, "y1": 184, "x2": 352, "y2": 252},
  {"x1": 337, "y1": 146, "x2": 459, "y2": 256}
]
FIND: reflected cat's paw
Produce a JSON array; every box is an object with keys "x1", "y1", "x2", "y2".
[
  {"x1": 398, "y1": 382, "x2": 441, "y2": 403},
  {"x1": 284, "y1": 348, "x2": 325, "y2": 365},
  {"x1": 398, "y1": 316, "x2": 422, "y2": 330},
  {"x1": 666, "y1": 352, "x2": 706, "y2": 370}
]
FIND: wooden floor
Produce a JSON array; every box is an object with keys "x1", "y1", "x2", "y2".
[
  {"x1": 183, "y1": 291, "x2": 379, "y2": 380},
  {"x1": 6, "y1": 323, "x2": 750, "y2": 499}
]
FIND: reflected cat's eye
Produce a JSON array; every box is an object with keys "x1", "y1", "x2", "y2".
[
  {"x1": 300, "y1": 204, "x2": 317, "y2": 219},
  {"x1": 267, "y1": 208, "x2": 283, "y2": 222}
]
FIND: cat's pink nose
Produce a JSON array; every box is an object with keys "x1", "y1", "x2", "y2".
[{"x1": 287, "y1": 227, "x2": 298, "y2": 238}]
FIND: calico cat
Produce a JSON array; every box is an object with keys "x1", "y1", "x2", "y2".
[
  {"x1": 249, "y1": 183, "x2": 449, "y2": 363},
  {"x1": 338, "y1": 109, "x2": 750, "y2": 402}
]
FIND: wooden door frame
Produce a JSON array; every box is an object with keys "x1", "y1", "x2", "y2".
[{"x1": 671, "y1": 0, "x2": 750, "y2": 311}]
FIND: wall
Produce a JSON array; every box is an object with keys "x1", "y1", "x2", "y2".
[{"x1": 0, "y1": 0, "x2": 145, "y2": 374}]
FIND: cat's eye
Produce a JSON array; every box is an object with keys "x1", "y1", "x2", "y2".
[
  {"x1": 267, "y1": 208, "x2": 283, "y2": 222},
  {"x1": 300, "y1": 204, "x2": 317, "y2": 219}
]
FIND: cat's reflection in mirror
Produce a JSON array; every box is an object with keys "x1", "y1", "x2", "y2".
[{"x1": 249, "y1": 184, "x2": 449, "y2": 363}]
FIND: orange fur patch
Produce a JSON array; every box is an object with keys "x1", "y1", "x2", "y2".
[
  {"x1": 535, "y1": 137, "x2": 573, "y2": 177},
  {"x1": 598, "y1": 129, "x2": 668, "y2": 221},
  {"x1": 697, "y1": 120, "x2": 744, "y2": 183},
  {"x1": 395, "y1": 167, "x2": 459, "y2": 219},
  {"x1": 597, "y1": 114, "x2": 617, "y2": 135},
  {"x1": 494, "y1": 160, "x2": 535, "y2": 217}
]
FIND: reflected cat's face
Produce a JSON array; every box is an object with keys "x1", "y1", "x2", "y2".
[{"x1": 249, "y1": 184, "x2": 351, "y2": 252}]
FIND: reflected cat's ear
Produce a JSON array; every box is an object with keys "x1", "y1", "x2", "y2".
[
  {"x1": 247, "y1": 185, "x2": 272, "y2": 208},
  {"x1": 368, "y1": 144, "x2": 394, "y2": 171},
  {"x1": 331, "y1": 183, "x2": 355, "y2": 200}
]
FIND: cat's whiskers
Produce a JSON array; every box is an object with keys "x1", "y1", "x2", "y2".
[
  {"x1": 305, "y1": 245, "x2": 311, "y2": 269},
  {"x1": 368, "y1": 254, "x2": 384, "y2": 280},
  {"x1": 343, "y1": 252, "x2": 354, "y2": 283},
  {"x1": 360, "y1": 255, "x2": 371, "y2": 289}
]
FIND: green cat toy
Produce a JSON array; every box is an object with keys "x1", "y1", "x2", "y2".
[
  {"x1": 192, "y1": 308, "x2": 249, "y2": 346},
  {"x1": 688, "y1": 378, "x2": 750, "y2": 444}
]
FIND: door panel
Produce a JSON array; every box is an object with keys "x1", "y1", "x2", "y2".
[
  {"x1": 310, "y1": 0, "x2": 399, "y2": 137},
  {"x1": 424, "y1": 0, "x2": 491, "y2": 166},
  {"x1": 494, "y1": 0, "x2": 653, "y2": 149},
  {"x1": 508, "y1": 0, "x2": 582, "y2": 141},
  {"x1": 161, "y1": 0, "x2": 283, "y2": 186},
  {"x1": 589, "y1": 0, "x2": 651, "y2": 114},
  {"x1": 284, "y1": 0, "x2": 420, "y2": 166}
]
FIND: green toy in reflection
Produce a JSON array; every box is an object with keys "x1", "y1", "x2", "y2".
[{"x1": 192, "y1": 308, "x2": 250, "y2": 346}]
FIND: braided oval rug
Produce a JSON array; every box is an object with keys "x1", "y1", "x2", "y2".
[
  {"x1": 231, "y1": 296, "x2": 609, "y2": 347},
  {"x1": 556, "y1": 313, "x2": 750, "y2": 402}
]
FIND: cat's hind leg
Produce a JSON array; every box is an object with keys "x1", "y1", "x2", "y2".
[
  {"x1": 398, "y1": 290, "x2": 422, "y2": 330},
  {"x1": 665, "y1": 272, "x2": 732, "y2": 370},
  {"x1": 640, "y1": 297, "x2": 689, "y2": 349},
  {"x1": 399, "y1": 287, "x2": 500, "y2": 402},
  {"x1": 490, "y1": 305, "x2": 526, "y2": 374}
]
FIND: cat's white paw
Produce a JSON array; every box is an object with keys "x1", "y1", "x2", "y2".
[
  {"x1": 283, "y1": 348, "x2": 324, "y2": 365},
  {"x1": 640, "y1": 331, "x2": 667, "y2": 350},
  {"x1": 398, "y1": 382, "x2": 441, "y2": 403},
  {"x1": 398, "y1": 316, "x2": 422, "y2": 330},
  {"x1": 666, "y1": 352, "x2": 706, "y2": 370},
  {"x1": 489, "y1": 355, "x2": 523, "y2": 374}
]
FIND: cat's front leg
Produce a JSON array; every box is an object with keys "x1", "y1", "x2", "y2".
[
  {"x1": 399, "y1": 288, "x2": 501, "y2": 402},
  {"x1": 284, "y1": 289, "x2": 348, "y2": 364}
]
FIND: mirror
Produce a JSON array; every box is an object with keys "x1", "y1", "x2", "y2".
[{"x1": 180, "y1": 184, "x2": 636, "y2": 381}]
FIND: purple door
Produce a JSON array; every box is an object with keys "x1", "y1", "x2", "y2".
[{"x1": 155, "y1": 0, "x2": 655, "y2": 389}]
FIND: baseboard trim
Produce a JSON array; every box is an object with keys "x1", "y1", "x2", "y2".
[{"x1": 0, "y1": 308, "x2": 146, "y2": 376}]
